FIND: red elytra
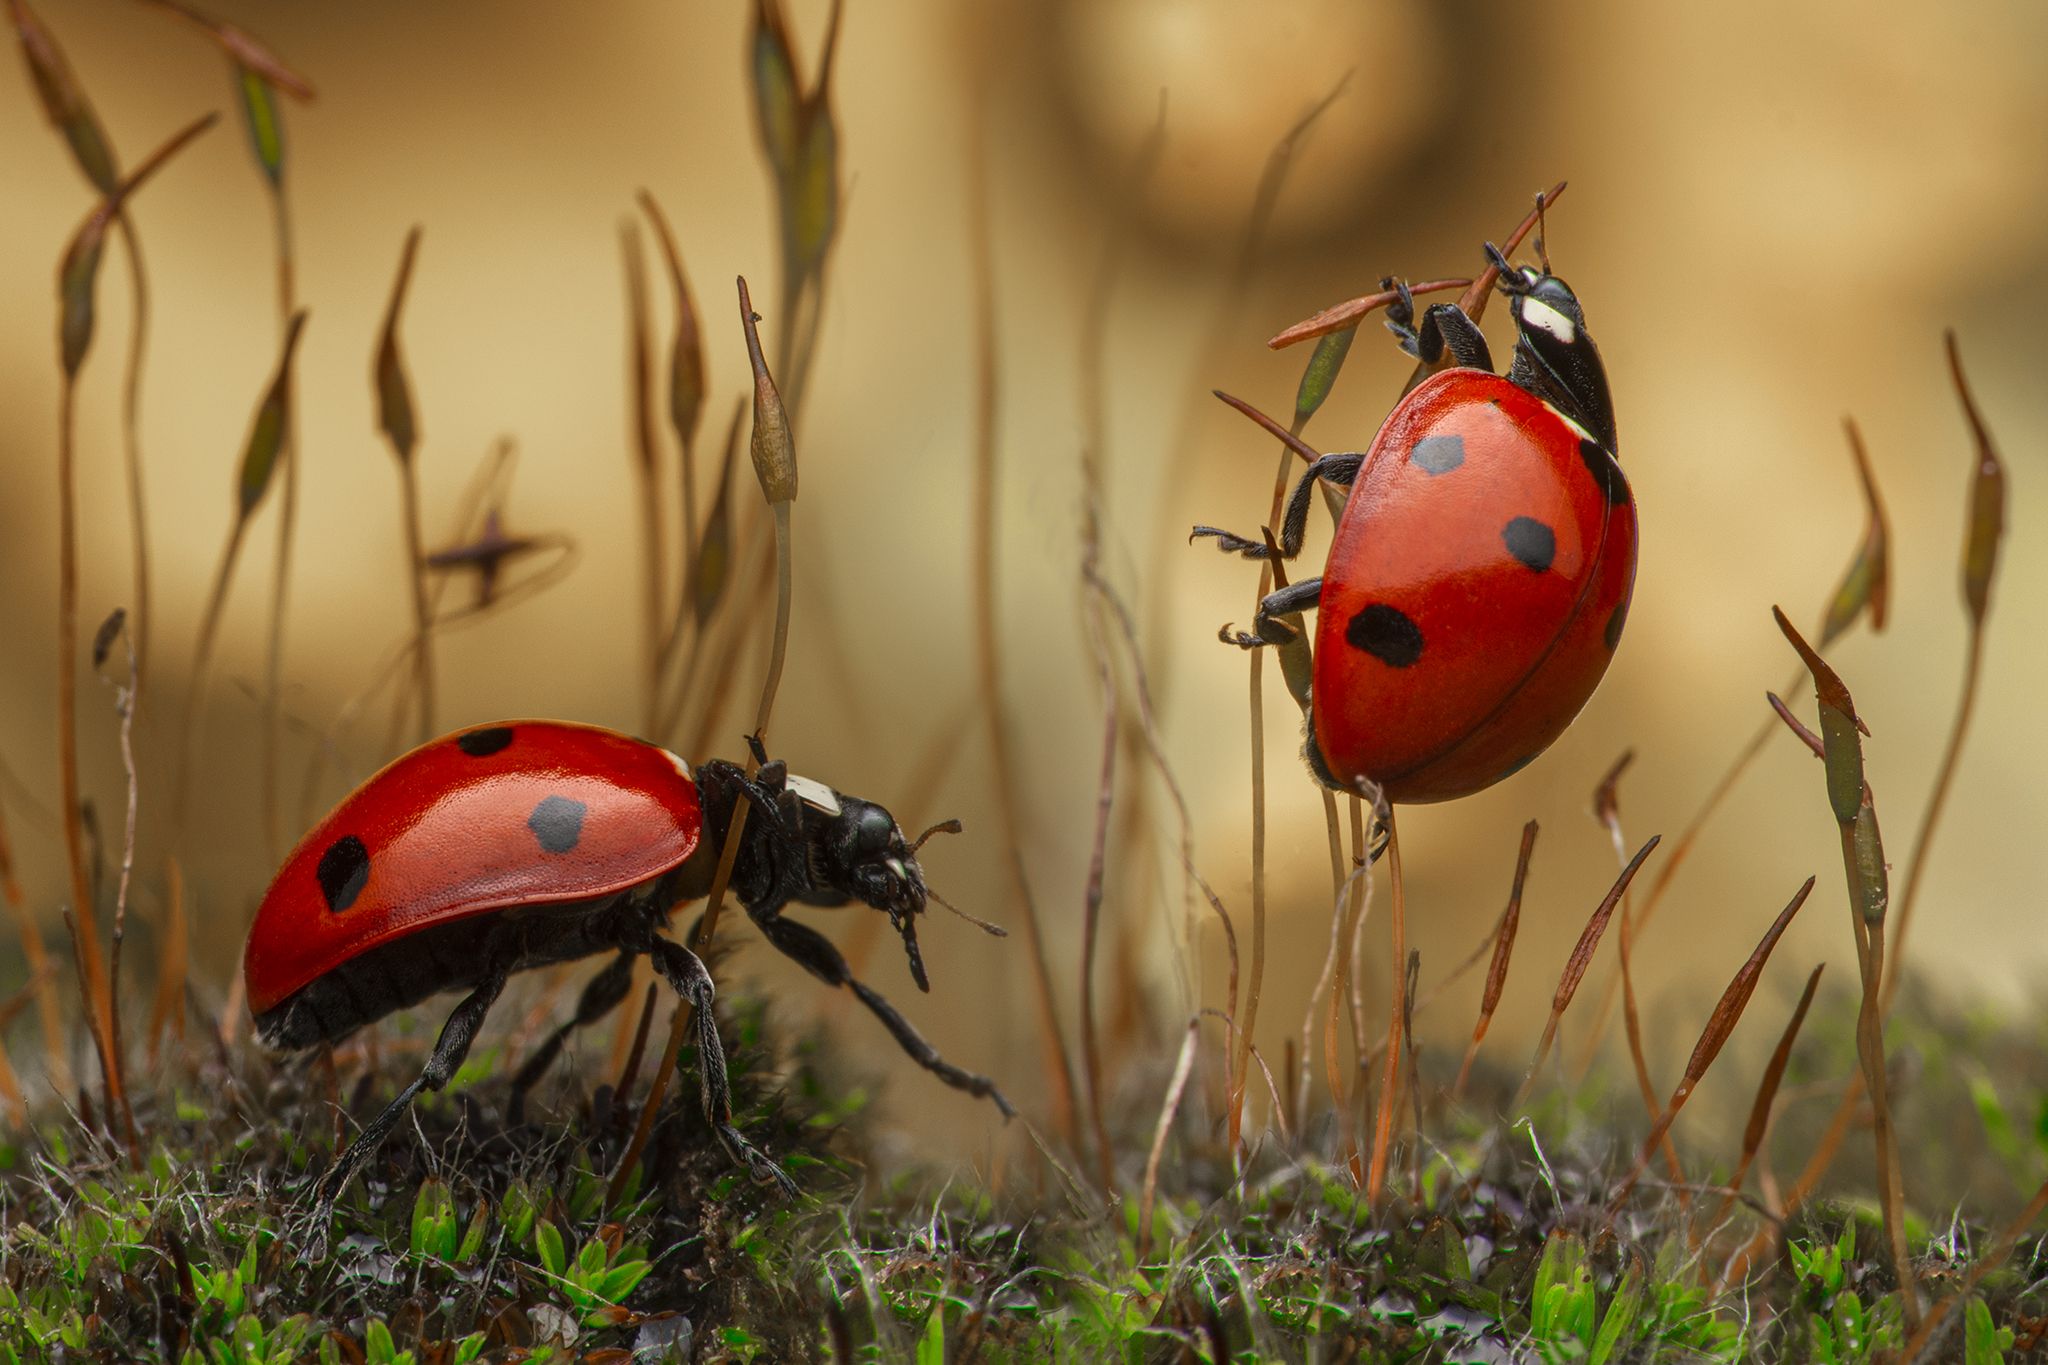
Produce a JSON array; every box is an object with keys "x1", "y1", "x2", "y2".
[
  {"x1": 1312, "y1": 368, "x2": 1637, "y2": 802},
  {"x1": 1196, "y1": 247, "x2": 1635, "y2": 803},
  {"x1": 243, "y1": 721, "x2": 699, "y2": 1018}
]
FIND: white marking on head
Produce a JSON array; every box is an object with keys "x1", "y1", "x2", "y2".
[
  {"x1": 884, "y1": 856, "x2": 909, "y2": 879},
  {"x1": 1520, "y1": 296, "x2": 1577, "y2": 344},
  {"x1": 659, "y1": 747, "x2": 692, "y2": 779},
  {"x1": 784, "y1": 772, "x2": 842, "y2": 815}
]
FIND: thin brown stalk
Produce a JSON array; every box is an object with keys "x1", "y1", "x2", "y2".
[
  {"x1": 1453, "y1": 821, "x2": 1538, "y2": 1098},
  {"x1": 1077, "y1": 598, "x2": 1119, "y2": 1194},
  {"x1": 1606, "y1": 876, "x2": 1815, "y2": 1213},
  {"x1": 56, "y1": 376, "x2": 124, "y2": 1120},
  {"x1": 259, "y1": 130, "x2": 299, "y2": 863},
  {"x1": 1365, "y1": 805, "x2": 1406, "y2": 1205},
  {"x1": 1887, "y1": 334, "x2": 2002, "y2": 1004},
  {"x1": 610, "y1": 982, "x2": 660, "y2": 1119},
  {"x1": 1136, "y1": 1017, "x2": 1201, "y2": 1261},
  {"x1": 638, "y1": 189, "x2": 705, "y2": 668},
  {"x1": 606, "y1": 973, "x2": 693, "y2": 1211},
  {"x1": 374, "y1": 226, "x2": 434, "y2": 741},
  {"x1": 1512, "y1": 836, "x2": 1660, "y2": 1112},
  {"x1": 92, "y1": 610, "x2": 139, "y2": 1157},
  {"x1": 115, "y1": 221, "x2": 151, "y2": 690},
  {"x1": 622, "y1": 222, "x2": 665, "y2": 734},
  {"x1": 1326, "y1": 798, "x2": 1369, "y2": 1160},
  {"x1": 967, "y1": 113, "x2": 1076, "y2": 1140}
]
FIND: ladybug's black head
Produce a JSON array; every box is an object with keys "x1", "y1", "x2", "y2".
[
  {"x1": 1487, "y1": 243, "x2": 1618, "y2": 456},
  {"x1": 783, "y1": 774, "x2": 934, "y2": 992}
]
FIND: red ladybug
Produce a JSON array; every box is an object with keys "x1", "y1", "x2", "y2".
[
  {"x1": 1194, "y1": 243, "x2": 1636, "y2": 802},
  {"x1": 244, "y1": 720, "x2": 1010, "y2": 1207}
]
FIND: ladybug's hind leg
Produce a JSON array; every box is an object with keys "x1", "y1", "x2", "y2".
[
  {"x1": 310, "y1": 958, "x2": 511, "y2": 1215},
  {"x1": 647, "y1": 937, "x2": 798, "y2": 1195},
  {"x1": 1192, "y1": 452, "x2": 1362, "y2": 561},
  {"x1": 506, "y1": 950, "x2": 636, "y2": 1125},
  {"x1": 1221, "y1": 577, "x2": 1322, "y2": 650},
  {"x1": 752, "y1": 914, "x2": 1014, "y2": 1118}
]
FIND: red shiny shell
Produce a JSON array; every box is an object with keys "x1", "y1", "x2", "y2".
[
  {"x1": 243, "y1": 721, "x2": 700, "y2": 1015},
  {"x1": 1311, "y1": 368, "x2": 1637, "y2": 803}
]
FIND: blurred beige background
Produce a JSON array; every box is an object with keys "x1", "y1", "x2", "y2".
[{"x1": 2, "y1": 0, "x2": 2045, "y2": 1148}]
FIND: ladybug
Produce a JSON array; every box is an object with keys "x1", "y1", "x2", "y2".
[
  {"x1": 244, "y1": 720, "x2": 1011, "y2": 1207},
  {"x1": 1194, "y1": 242, "x2": 1636, "y2": 803}
]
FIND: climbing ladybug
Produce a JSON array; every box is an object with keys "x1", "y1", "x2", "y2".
[
  {"x1": 244, "y1": 720, "x2": 1010, "y2": 1208},
  {"x1": 1194, "y1": 241, "x2": 1636, "y2": 803}
]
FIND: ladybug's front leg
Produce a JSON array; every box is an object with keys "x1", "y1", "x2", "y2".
[
  {"x1": 750, "y1": 913, "x2": 1014, "y2": 1118},
  {"x1": 647, "y1": 937, "x2": 798, "y2": 1195},
  {"x1": 1220, "y1": 578, "x2": 1322, "y2": 650},
  {"x1": 1384, "y1": 276, "x2": 1493, "y2": 372},
  {"x1": 1192, "y1": 452, "x2": 1363, "y2": 561}
]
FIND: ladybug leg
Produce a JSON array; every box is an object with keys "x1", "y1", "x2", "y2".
[
  {"x1": 747, "y1": 913, "x2": 1015, "y2": 1119},
  {"x1": 1220, "y1": 578, "x2": 1322, "y2": 650},
  {"x1": 311, "y1": 960, "x2": 510, "y2": 1213},
  {"x1": 1384, "y1": 275, "x2": 1493, "y2": 371},
  {"x1": 1191, "y1": 453, "x2": 1362, "y2": 560},
  {"x1": 647, "y1": 937, "x2": 799, "y2": 1195},
  {"x1": 506, "y1": 949, "x2": 636, "y2": 1125}
]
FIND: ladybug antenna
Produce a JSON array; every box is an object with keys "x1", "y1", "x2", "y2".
[
  {"x1": 1533, "y1": 191, "x2": 1552, "y2": 274},
  {"x1": 910, "y1": 817, "x2": 963, "y2": 853},
  {"x1": 928, "y1": 886, "x2": 1008, "y2": 938}
]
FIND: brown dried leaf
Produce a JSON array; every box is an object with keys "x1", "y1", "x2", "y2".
[
  {"x1": 8, "y1": 0, "x2": 119, "y2": 194},
  {"x1": 237, "y1": 311, "x2": 308, "y2": 517},
  {"x1": 1947, "y1": 332, "x2": 2006, "y2": 629},
  {"x1": 374, "y1": 227, "x2": 422, "y2": 464},
  {"x1": 636, "y1": 191, "x2": 704, "y2": 456},
  {"x1": 1552, "y1": 835, "x2": 1658, "y2": 1014},
  {"x1": 140, "y1": 0, "x2": 314, "y2": 99},
  {"x1": 738, "y1": 276, "x2": 796, "y2": 503},
  {"x1": 1819, "y1": 418, "x2": 1890, "y2": 645},
  {"x1": 1738, "y1": 963, "x2": 1825, "y2": 1171},
  {"x1": 1679, "y1": 877, "x2": 1815, "y2": 1088}
]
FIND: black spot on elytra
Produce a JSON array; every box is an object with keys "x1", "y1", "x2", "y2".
[
  {"x1": 317, "y1": 835, "x2": 370, "y2": 913},
  {"x1": 528, "y1": 795, "x2": 588, "y2": 854},
  {"x1": 1346, "y1": 603, "x2": 1424, "y2": 668},
  {"x1": 456, "y1": 726, "x2": 514, "y2": 757},
  {"x1": 1503, "y1": 516, "x2": 1557, "y2": 572},
  {"x1": 1409, "y1": 434, "x2": 1465, "y2": 475},
  {"x1": 1604, "y1": 596, "x2": 1630, "y2": 651},
  {"x1": 1579, "y1": 439, "x2": 1629, "y2": 506}
]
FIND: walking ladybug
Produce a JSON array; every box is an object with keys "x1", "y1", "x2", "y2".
[
  {"x1": 1194, "y1": 241, "x2": 1636, "y2": 803},
  {"x1": 243, "y1": 720, "x2": 1011, "y2": 1209}
]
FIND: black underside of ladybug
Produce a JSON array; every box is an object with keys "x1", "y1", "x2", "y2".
[{"x1": 254, "y1": 875, "x2": 682, "y2": 1051}]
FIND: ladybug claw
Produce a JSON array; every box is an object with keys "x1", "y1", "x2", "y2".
[
  {"x1": 720, "y1": 1126, "x2": 799, "y2": 1197},
  {"x1": 1190, "y1": 525, "x2": 1270, "y2": 559},
  {"x1": 1217, "y1": 623, "x2": 1271, "y2": 651}
]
